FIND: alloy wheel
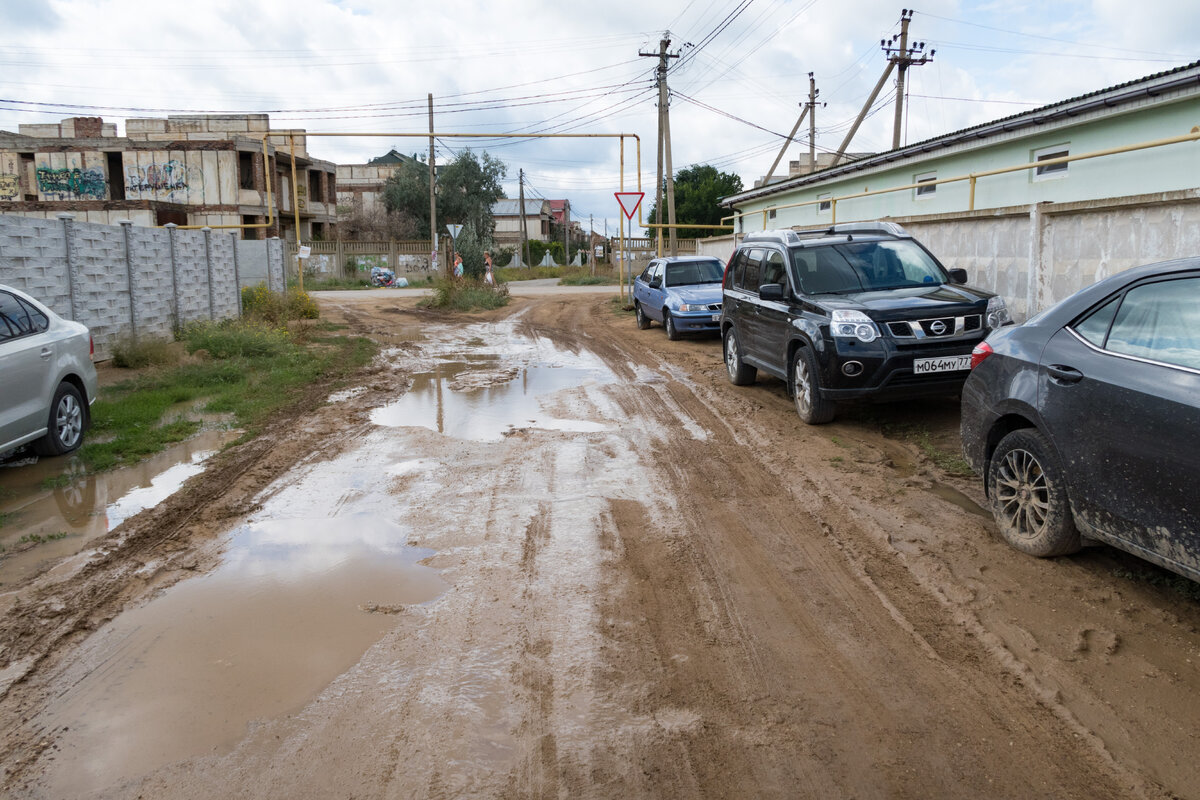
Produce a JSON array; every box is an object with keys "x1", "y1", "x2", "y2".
[
  {"x1": 993, "y1": 448, "x2": 1050, "y2": 540},
  {"x1": 56, "y1": 394, "x2": 83, "y2": 449}
]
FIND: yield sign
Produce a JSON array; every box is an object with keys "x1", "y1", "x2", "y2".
[
  {"x1": 446, "y1": 224, "x2": 463, "y2": 239},
  {"x1": 614, "y1": 192, "x2": 644, "y2": 220}
]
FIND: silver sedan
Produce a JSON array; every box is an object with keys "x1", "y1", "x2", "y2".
[{"x1": 0, "y1": 284, "x2": 99, "y2": 457}]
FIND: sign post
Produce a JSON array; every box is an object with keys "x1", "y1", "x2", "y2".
[{"x1": 614, "y1": 192, "x2": 644, "y2": 303}]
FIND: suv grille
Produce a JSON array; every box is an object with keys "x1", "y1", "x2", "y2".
[{"x1": 887, "y1": 314, "x2": 981, "y2": 340}]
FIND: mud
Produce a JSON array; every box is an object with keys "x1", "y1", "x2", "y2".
[{"x1": 1, "y1": 291, "x2": 1198, "y2": 799}]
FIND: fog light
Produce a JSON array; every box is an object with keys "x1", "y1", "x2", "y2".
[{"x1": 842, "y1": 360, "x2": 864, "y2": 377}]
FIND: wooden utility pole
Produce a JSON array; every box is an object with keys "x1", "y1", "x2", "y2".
[
  {"x1": 641, "y1": 36, "x2": 680, "y2": 256},
  {"x1": 518, "y1": 169, "x2": 530, "y2": 268},
  {"x1": 428, "y1": 94, "x2": 438, "y2": 275},
  {"x1": 831, "y1": 9, "x2": 932, "y2": 166},
  {"x1": 563, "y1": 201, "x2": 569, "y2": 266}
]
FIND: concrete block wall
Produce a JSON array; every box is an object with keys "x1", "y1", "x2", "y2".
[{"x1": 0, "y1": 213, "x2": 284, "y2": 359}]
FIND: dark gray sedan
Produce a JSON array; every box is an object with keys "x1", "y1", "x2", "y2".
[{"x1": 961, "y1": 258, "x2": 1200, "y2": 582}]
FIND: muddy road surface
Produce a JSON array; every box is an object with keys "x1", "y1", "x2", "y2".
[{"x1": 2, "y1": 291, "x2": 1199, "y2": 799}]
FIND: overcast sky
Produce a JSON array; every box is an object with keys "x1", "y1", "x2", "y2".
[{"x1": 2, "y1": 0, "x2": 1197, "y2": 234}]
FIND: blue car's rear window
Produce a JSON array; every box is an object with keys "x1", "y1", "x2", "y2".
[{"x1": 666, "y1": 260, "x2": 724, "y2": 286}]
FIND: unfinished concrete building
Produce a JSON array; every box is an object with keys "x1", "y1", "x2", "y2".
[{"x1": 0, "y1": 115, "x2": 337, "y2": 241}]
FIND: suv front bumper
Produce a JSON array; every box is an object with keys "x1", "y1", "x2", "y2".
[{"x1": 815, "y1": 335, "x2": 983, "y2": 401}]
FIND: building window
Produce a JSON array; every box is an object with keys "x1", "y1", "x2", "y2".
[
  {"x1": 1033, "y1": 144, "x2": 1070, "y2": 180},
  {"x1": 768, "y1": 207, "x2": 777, "y2": 220},
  {"x1": 239, "y1": 151, "x2": 255, "y2": 191},
  {"x1": 818, "y1": 193, "x2": 831, "y2": 213},
  {"x1": 915, "y1": 171, "x2": 936, "y2": 198}
]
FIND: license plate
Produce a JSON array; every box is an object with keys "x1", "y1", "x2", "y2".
[
  {"x1": 711, "y1": 314, "x2": 721, "y2": 322},
  {"x1": 913, "y1": 355, "x2": 971, "y2": 374}
]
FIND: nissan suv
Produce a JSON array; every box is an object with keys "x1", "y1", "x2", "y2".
[{"x1": 720, "y1": 222, "x2": 1011, "y2": 424}]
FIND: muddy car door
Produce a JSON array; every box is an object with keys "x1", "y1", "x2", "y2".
[
  {"x1": 1039, "y1": 275, "x2": 1200, "y2": 571},
  {"x1": 753, "y1": 248, "x2": 793, "y2": 374}
]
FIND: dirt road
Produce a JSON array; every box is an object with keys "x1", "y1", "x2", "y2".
[{"x1": 2, "y1": 291, "x2": 1198, "y2": 799}]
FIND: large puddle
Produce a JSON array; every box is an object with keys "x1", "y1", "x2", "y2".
[
  {"x1": 39, "y1": 514, "x2": 445, "y2": 798},
  {"x1": 0, "y1": 429, "x2": 238, "y2": 590}
]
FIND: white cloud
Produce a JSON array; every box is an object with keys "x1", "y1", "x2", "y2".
[{"x1": 2, "y1": 0, "x2": 1196, "y2": 232}]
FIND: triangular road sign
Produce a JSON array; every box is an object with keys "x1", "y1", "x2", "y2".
[
  {"x1": 446, "y1": 224, "x2": 463, "y2": 239},
  {"x1": 614, "y1": 192, "x2": 644, "y2": 220}
]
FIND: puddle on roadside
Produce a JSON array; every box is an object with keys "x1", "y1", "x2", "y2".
[
  {"x1": 0, "y1": 429, "x2": 239, "y2": 589},
  {"x1": 371, "y1": 360, "x2": 612, "y2": 441},
  {"x1": 37, "y1": 513, "x2": 445, "y2": 799},
  {"x1": 929, "y1": 482, "x2": 991, "y2": 518}
]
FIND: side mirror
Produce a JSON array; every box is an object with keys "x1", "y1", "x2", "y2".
[
  {"x1": 948, "y1": 268, "x2": 968, "y2": 285},
  {"x1": 649, "y1": 277, "x2": 662, "y2": 289},
  {"x1": 759, "y1": 283, "x2": 785, "y2": 302}
]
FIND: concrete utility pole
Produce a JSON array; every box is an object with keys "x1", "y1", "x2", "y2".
[
  {"x1": 589, "y1": 213, "x2": 594, "y2": 275},
  {"x1": 428, "y1": 94, "x2": 438, "y2": 275},
  {"x1": 887, "y1": 9, "x2": 934, "y2": 149},
  {"x1": 563, "y1": 201, "x2": 569, "y2": 266},
  {"x1": 641, "y1": 36, "x2": 680, "y2": 255},
  {"x1": 808, "y1": 72, "x2": 819, "y2": 171},
  {"x1": 518, "y1": 169, "x2": 530, "y2": 268},
  {"x1": 831, "y1": 9, "x2": 933, "y2": 166}
]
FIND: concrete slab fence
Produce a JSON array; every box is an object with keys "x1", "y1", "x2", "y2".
[{"x1": 0, "y1": 213, "x2": 285, "y2": 359}]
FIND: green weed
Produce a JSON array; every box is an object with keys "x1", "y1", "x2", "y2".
[{"x1": 421, "y1": 279, "x2": 510, "y2": 311}]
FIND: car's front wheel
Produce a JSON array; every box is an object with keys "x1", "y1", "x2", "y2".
[
  {"x1": 723, "y1": 328, "x2": 756, "y2": 385},
  {"x1": 635, "y1": 302, "x2": 651, "y2": 330},
  {"x1": 34, "y1": 382, "x2": 86, "y2": 456},
  {"x1": 987, "y1": 428, "x2": 1080, "y2": 557},
  {"x1": 664, "y1": 311, "x2": 681, "y2": 341},
  {"x1": 791, "y1": 346, "x2": 836, "y2": 424}
]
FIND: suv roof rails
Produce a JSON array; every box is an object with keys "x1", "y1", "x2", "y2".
[{"x1": 741, "y1": 221, "x2": 910, "y2": 246}]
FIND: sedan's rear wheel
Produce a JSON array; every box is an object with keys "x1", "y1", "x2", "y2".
[
  {"x1": 33, "y1": 382, "x2": 86, "y2": 456},
  {"x1": 723, "y1": 328, "x2": 756, "y2": 385},
  {"x1": 635, "y1": 302, "x2": 651, "y2": 330},
  {"x1": 987, "y1": 428, "x2": 1080, "y2": 557}
]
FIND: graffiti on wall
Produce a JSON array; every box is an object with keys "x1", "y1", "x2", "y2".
[
  {"x1": 125, "y1": 160, "x2": 204, "y2": 202},
  {"x1": 0, "y1": 173, "x2": 18, "y2": 201},
  {"x1": 35, "y1": 165, "x2": 108, "y2": 200}
]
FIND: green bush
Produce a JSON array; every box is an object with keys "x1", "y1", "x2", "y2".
[
  {"x1": 241, "y1": 285, "x2": 320, "y2": 324},
  {"x1": 421, "y1": 278, "x2": 510, "y2": 311},
  {"x1": 182, "y1": 319, "x2": 296, "y2": 359}
]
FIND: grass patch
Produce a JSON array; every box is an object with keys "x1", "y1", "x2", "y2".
[
  {"x1": 78, "y1": 319, "x2": 376, "y2": 473},
  {"x1": 560, "y1": 273, "x2": 616, "y2": 286},
  {"x1": 18, "y1": 531, "x2": 71, "y2": 546},
  {"x1": 300, "y1": 276, "x2": 373, "y2": 290},
  {"x1": 420, "y1": 278, "x2": 510, "y2": 312},
  {"x1": 38, "y1": 474, "x2": 75, "y2": 490},
  {"x1": 496, "y1": 266, "x2": 561, "y2": 282},
  {"x1": 0, "y1": 511, "x2": 16, "y2": 529},
  {"x1": 609, "y1": 297, "x2": 635, "y2": 315},
  {"x1": 882, "y1": 421, "x2": 974, "y2": 478}
]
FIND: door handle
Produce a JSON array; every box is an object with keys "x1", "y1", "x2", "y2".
[
  {"x1": 40, "y1": 347, "x2": 53, "y2": 360},
  {"x1": 1047, "y1": 364, "x2": 1083, "y2": 384}
]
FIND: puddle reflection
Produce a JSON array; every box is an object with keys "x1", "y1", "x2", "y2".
[
  {"x1": 371, "y1": 362, "x2": 611, "y2": 441},
  {"x1": 0, "y1": 430, "x2": 238, "y2": 588},
  {"x1": 38, "y1": 514, "x2": 445, "y2": 798}
]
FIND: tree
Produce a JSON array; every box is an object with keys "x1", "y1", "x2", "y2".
[
  {"x1": 645, "y1": 164, "x2": 743, "y2": 239},
  {"x1": 383, "y1": 150, "x2": 508, "y2": 243},
  {"x1": 454, "y1": 222, "x2": 486, "y2": 279}
]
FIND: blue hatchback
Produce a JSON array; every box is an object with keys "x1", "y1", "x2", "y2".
[{"x1": 633, "y1": 256, "x2": 726, "y2": 340}]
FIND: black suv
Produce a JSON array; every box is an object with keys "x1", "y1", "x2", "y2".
[{"x1": 721, "y1": 222, "x2": 1011, "y2": 424}]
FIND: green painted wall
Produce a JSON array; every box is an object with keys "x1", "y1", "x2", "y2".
[{"x1": 735, "y1": 96, "x2": 1200, "y2": 231}]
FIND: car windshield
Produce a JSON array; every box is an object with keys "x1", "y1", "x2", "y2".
[
  {"x1": 788, "y1": 239, "x2": 947, "y2": 294},
  {"x1": 665, "y1": 260, "x2": 724, "y2": 287}
]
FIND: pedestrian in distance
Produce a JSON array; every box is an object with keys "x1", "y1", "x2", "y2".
[
  {"x1": 453, "y1": 252, "x2": 464, "y2": 281},
  {"x1": 484, "y1": 251, "x2": 495, "y2": 286}
]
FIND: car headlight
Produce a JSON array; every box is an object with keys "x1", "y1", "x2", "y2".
[
  {"x1": 986, "y1": 296, "x2": 1012, "y2": 329},
  {"x1": 830, "y1": 310, "x2": 879, "y2": 343},
  {"x1": 678, "y1": 303, "x2": 703, "y2": 312}
]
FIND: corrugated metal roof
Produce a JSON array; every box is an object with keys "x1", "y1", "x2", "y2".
[
  {"x1": 724, "y1": 59, "x2": 1200, "y2": 207},
  {"x1": 492, "y1": 199, "x2": 548, "y2": 216}
]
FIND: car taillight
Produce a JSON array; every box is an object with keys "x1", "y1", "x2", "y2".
[
  {"x1": 970, "y1": 341, "x2": 992, "y2": 370},
  {"x1": 90, "y1": 335, "x2": 95, "y2": 359}
]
